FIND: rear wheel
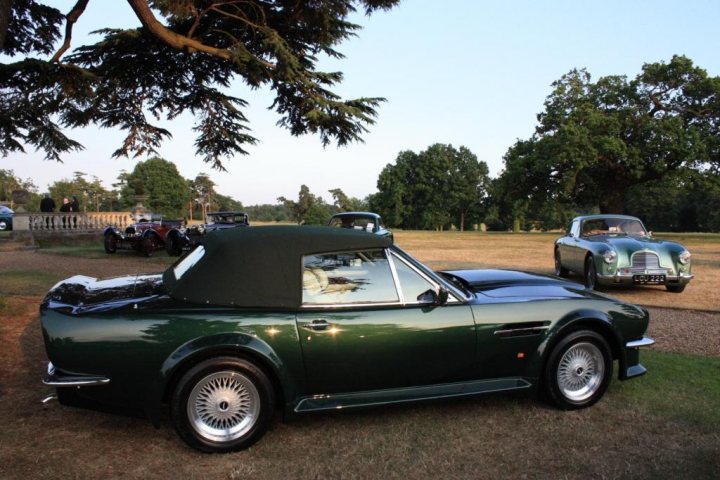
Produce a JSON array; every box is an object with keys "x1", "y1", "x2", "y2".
[
  {"x1": 165, "y1": 235, "x2": 182, "y2": 256},
  {"x1": 554, "y1": 248, "x2": 569, "y2": 277},
  {"x1": 543, "y1": 330, "x2": 612, "y2": 410},
  {"x1": 104, "y1": 235, "x2": 118, "y2": 254},
  {"x1": 0, "y1": 219, "x2": 8, "y2": 231},
  {"x1": 142, "y1": 236, "x2": 157, "y2": 257},
  {"x1": 171, "y1": 357, "x2": 274, "y2": 453},
  {"x1": 584, "y1": 256, "x2": 598, "y2": 290}
]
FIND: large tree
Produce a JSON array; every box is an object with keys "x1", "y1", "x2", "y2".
[
  {"x1": 498, "y1": 56, "x2": 720, "y2": 219},
  {"x1": 374, "y1": 144, "x2": 489, "y2": 230},
  {"x1": 120, "y1": 156, "x2": 189, "y2": 217},
  {"x1": 0, "y1": 0, "x2": 399, "y2": 169}
]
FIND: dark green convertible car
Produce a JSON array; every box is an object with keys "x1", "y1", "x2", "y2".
[
  {"x1": 41, "y1": 227, "x2": 654, "y2": 452},
  {"x1": 554, "y1": 215, "x2": 693, "y2": 292}
]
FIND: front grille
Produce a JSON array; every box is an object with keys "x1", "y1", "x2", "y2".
[{"x1": 631, "y1": 252, "x2": 661, "y2": 272}]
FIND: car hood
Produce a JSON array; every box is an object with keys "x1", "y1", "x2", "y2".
[
  {"x1": 41, "y1": 273, "x2": 167, "y2": 315},
  {"x1": 441, "y1": 269, "x2": 597, "y2": 300},
  {"x1": 586, "y1": 235, "x2": 683, "y2": 253}
]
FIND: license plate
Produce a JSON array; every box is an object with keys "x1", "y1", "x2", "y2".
[{"x1": 633, "y1": 274, "x2": 666, "y2": 284}]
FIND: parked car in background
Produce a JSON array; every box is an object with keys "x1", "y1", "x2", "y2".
[
  {"x1": 165, "y1": 211, "x2": 250, "y2": 256},
  {"x1": 554, "y1": 214, "x2": 693, "y2": 292},
  {"x1": 328, "y1": 211, "x2": 392, "y2": 239},
  {"x1": 103, "y1": 214, "x2": 183, "y2": 257},
  {"x1": 0, "y1": 205, "x2": 13, "y2": 231},
  {"x1": 42, "y1": 226, "x2": 653, "y2": 453}
]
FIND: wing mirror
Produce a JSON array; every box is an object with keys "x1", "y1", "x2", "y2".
[{"x1": 417, "y1": 288, "x2": 449, "y2": 306}]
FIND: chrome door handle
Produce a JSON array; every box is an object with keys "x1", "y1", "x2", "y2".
[{"x1": 302, "y1": 319, "x2": 330, "y2": 331}]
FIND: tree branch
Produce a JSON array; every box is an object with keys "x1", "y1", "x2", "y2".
[
  {"x1": 125, "y1": 0, "x2": 233, "y2": 59},
  {"x1": 50, "y1": 0, "x2": 90, "y2": 62}
]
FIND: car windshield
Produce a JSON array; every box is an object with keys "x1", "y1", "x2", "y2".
[
  {"x1": 329, "y1": 216, "x2": 376, "y2": 232},
  {"x1": 581, "y1": 218, "x2": 647, "y2": 237},
  {"x1": 208, "y1": 214, "x2": 246, "y2": 224}
]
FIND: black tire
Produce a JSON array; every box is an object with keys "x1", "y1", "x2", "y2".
[
  {"x1": 584, "y1": 255, "x2": 598, "y2": 290},
  {"x1": 554, "y1": 248, "x2": 569, "y2": 278},
  {"x1": 542, "y1": 330, "x2": 612, "y2": 410},
  {"x1": 171, "y1": 357, "x2": 275, "y2": 453},
  {"x1": 104, "y1": 235, "x2": 118, "y2": 254},
  {"x1": 165, "y1": 235, "x2": 182, "y2": 256},
  {"x1": 142, "y1": 235, "x2": 157, "y2": 257},
  {"x1": 666, "y1": 283, "x2": 686, "y2": 293}
]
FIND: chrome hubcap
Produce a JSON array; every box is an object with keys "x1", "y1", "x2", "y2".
[
  {"x1": 557, "y1": 342, "x2": 604, "y2": 402},
  {"x1": 188, "y1": 371, "x2": 260, "y2": 443}
]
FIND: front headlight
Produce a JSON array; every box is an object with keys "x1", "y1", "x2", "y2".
[
  {"x1": 603, "y1": 249, "x2": 617, "y2": 264},
  {"x1": 679, "y1": 250, "x2": 691, "y2": 265}
]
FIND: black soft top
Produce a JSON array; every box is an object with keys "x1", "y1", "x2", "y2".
[{"x1": 163, "y1": 226, "x2": 392, "y2": 309}]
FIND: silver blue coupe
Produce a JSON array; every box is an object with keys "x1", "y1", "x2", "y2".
[{"x1": 554, "y1": 215, "x2": 693, "y2": 292}]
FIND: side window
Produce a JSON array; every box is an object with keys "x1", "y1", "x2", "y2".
[
  {"x1": 302, "y1": 250, "x2": 399, "y2": 305},
  {"x1": 570, "y1": 220, "x2": 580, "y2": 237},
  {"x1": 392, "y1": 254, "x2": 437, "y2": 303}
]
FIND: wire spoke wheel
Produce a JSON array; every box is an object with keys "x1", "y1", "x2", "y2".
[
  {"x1": 556, "y1": 342, "x2": 605, "y2": 402},
  {"x1": 188, "y1": 371, "x2": 261, "y2": 443}
]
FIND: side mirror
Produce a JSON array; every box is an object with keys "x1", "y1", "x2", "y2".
[
  {"x1": 648, "y1": 231, "x2": 653, "y2": 237},
  {"x1": 417, "y1": 288, "x2": 449, "y2": 306}
]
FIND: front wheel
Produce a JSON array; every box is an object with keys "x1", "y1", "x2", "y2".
[
  {"x1": 165, "y1": 235, "x2": 182, "y2": 256},
  {"x1": 0, "y1": 219, "x2": 8, "y2": 231},
  {"x1": 171, "y1": 357, "x2": 275, "y2": 453},
  {"x1": 104, "y1": 235, "x2": 118, "y2": 254},
  {"x1": 542, "y1": 330, "x2": 612, "y2": 410},
  {"x1": 666, "y1": 283, "x2": 686, "y2": 293},
  {"x1": 142, "y1": 236, "x2": 157, "y2": 257},
  {"x1": 554, "y1": 248, "x2": 569, "y2": 277},
  {"x1": 584, "y1": 256, "x2": 598, "y2": 290}
]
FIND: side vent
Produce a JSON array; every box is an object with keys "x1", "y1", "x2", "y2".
[{"x1": 494, "y1": 321, "x2": 550, "y2": 338}]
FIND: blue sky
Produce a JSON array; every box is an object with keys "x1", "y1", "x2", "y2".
[{"x1": 4, "y1": 0, "x2": 719, "y2": 205}]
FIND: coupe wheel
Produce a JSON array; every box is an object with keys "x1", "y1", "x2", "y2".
[
  {"x1": 584, "y1": 256, "x2": 598, "y2": 290},
  {"x1": 171, "y1": 357, "x2": 274, "y2": 453},
  {"x1": 554, "y1": 249, "x2": 569, "y2": 277},
  {"x1": 104, "y1": 235, "x2": 118, "y2": 254},
  {"x1": 666, "y1": 284, "x2": 686, "y2": 293},
  {"x1": 543, "y1": 330, "x2": 612, "y2": 410},
  {"x1": 142, "y1": 236, "x2": 157, "y2": 257}
]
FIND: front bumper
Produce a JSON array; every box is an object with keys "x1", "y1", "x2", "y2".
[
  {"x1": 43, "y1": 362, "x2": 110, "y2": 387},
  {"x1": 620, "y1": 336, "x2": 655, "y2": 380},
  {"x1": 597, "y1": 271, "x2": 694, "y2": 287}
]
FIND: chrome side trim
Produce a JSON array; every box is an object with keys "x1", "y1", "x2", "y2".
[
  {"x1": 494, "y1": 326, "x2": 549, "y2": 336},
  {"x1": 626, "y1": 336, "x2": 655, "y2": 348}
]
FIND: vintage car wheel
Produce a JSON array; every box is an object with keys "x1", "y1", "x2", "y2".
[
  {"x1": 543, "y1": 330, "x2": 612, "y2": 410},
  {"x1": 103, "y1": 235, "x2": 118, "y2": 254},
  {"x1": 171, "y1": 357, "x2": 275, "y2": 453},
  {"x1": 142, "y1": 236, "x2": 157, "y2": 257},
  {"x1": 165, "y1": 236, "x2": 182, "y2": 256},
  {"x1": 584, "y1": 256, "x2": 598, "y2": 290},
  {"x1": 666, "y1": 284, "x2": 686, "y2": 293},
  {"x1": 554, "y1": 249, "x2": 569, "y2": 278}
]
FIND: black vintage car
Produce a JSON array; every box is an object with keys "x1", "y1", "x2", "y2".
[{"x1": 165, "y1": 211, "x2": 250, "y2": 256}]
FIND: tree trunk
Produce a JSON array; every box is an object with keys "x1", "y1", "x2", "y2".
[
  {"x1": 460, "y1": 211, "x2": 465, "y2": 232},
  {"x1": 598, "y1": 191, "x2": 625, "y2": 214},
  {"x1": 0, "y1": 0, "x2": 12, "y2": 51}
]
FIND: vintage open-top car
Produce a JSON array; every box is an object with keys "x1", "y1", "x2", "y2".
[
  {"x1": 42, "y1": 226, "x2": 653, "y2": 452},
  {"x1": 328, "y1": 211, "x2": 392, "y2": 239},
  {"x1": 103, "y1": 214, "x2": 183, "y2": 257},
  {"x1": 554, "y1": 215, "x2": 693, "y2": 292},
  {"x1": 165, "y1": 211, "x2": 249, "y2": 256}
]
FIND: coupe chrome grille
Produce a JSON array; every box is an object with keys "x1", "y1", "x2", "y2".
[{"x1": 631, "y1": 252, "x2": 661, "y2": 272}]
